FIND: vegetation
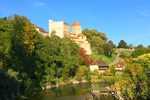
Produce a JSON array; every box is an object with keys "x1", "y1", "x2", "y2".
[
  {"x1": 90, "y1": 52, "x2": 116, "y2": 64},
  {"x1": 112, "y1": 54, "x2": 150, "y2": 99},
  {"x1": 131, "y1": 44, "x2": 150, "y2": 58},
  {"x1": 0, "y1": 15, "x2": 90, "y2": 99},
  {"x1": 1, "y1": 15, "x2": 150, "y2": 100},
  {"x1": 117, "y1": 40, "x2": 128, "y2": 48},
  {"x1": 120, "y1": 50, "x2": 132, "y2": 58},
  {"x1": 83, "y1": 28, "x2": 116, "y2": 57}
]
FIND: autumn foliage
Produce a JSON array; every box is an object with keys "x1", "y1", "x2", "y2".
[{"x1": 80, "y1": 48, "x2": 94, "y2": 64}]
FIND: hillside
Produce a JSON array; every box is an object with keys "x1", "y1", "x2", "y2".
[{"x1": 82, "y1": 28, "x2": 116, "y2": 64}]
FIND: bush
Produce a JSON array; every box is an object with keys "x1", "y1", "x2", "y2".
[{"x1": 92, "y1": 70, "x2": 99, "y2": 76}]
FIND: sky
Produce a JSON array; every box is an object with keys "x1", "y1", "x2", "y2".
[{"x1": 0, "y1": 0, "x2": 150, "y2": 46}]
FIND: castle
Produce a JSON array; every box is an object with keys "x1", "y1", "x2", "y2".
[
  {"x1": 49, "y1": 20, "x2": 92, "y2": 55},
  {"x1": 34, "y1": 20, "x2": 92, "y2": 55}
]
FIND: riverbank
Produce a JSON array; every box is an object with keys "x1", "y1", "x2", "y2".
[
  {"x1": 42, "y1": 78, "x2": 90, "y2": 90},
  {"x1": 29, "y1": 82, "x2": 115, "y2": 100},
  {"x1": 42, "y1": 76, "x2": 115, "y2": 90}
]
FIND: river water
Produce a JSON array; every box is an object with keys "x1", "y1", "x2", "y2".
[{"x1": 30, "y1": 83, "x2": 115, "y2": 100}]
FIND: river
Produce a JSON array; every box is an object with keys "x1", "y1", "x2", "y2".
[{"x1": 29, "y1": 82, "x2": 115, "y2": 100}]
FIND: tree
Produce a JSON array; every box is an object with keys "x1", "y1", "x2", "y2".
[
  {"x1": 10, "y1": 15, "x2": 40, "y2": 95},
  {"x1": 0, "y1": 70, "x2": 19, "y2": 100},
  {"x1": 75, "y1": 66, "x2": 88, "y2": 81},
  {"x1": 131, "y1": 44, "x2": 148, "y2": 58},
  {"x1": 103, "y1": 40, "x2": 115, "y2": 57},
  {"x1": 35, "y1": 35, "x2": 81, "y2": 85},
  {"x1": 117, "y1": 40, "x2": 128, "y2": 48},
  {"x1": 117, "y1": 54, "x2": 150, "y2": 99},
  {"x1": 0, "y1": 17, "x2": 13, "y2": 69},
  {"x1": 110, "y1": 65, "x2": 116, "y2": 76},
  {"x1": 83, "y1": 29, "x2": 115, "y2": 56},
  {"x1": 0, "y1": 17, "x2": 20, "y2": 99}
]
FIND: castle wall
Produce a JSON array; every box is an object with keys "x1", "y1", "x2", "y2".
[
  {"x1": 72, "y1": 26, "x2": 82, "y2": 34},
  {"x1": 49, "y1": 20, "x2": 69, "y2": 38},
  {"x1": 78, "y1": 42, "x2": 92, "y2": 55},
  {"x1": 49, "y1": 20, "x2": 92, "y2": 55},
  {"x1": 64, "y1": 24, "x2": 70, "y2": 37}
]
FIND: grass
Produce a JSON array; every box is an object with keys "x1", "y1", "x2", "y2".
[
  {"x1": 91, "y1": 75, "x2": 122, "y2": 84},
  {"x1": 89, "y1": 53, "x2": 116, "y2": 64}
]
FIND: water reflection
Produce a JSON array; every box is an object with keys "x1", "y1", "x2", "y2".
[{"x1": 30, "y1": 83, "x2": 113, "y2": 100}]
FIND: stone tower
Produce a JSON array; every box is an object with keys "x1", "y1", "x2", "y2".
[
  {"x1": 49, "y1": 20, "x2": 69, "y2": 38},
  {"x1": 72, "y1": 21, "x2": 82, "y2": 35}
]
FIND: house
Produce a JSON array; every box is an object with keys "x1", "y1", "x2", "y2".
[
  {"x1": 90, "y1": 59, "x2": 109, "y2": 74},
  {"x1": 115, "y1": 59, "x2": 126, "y2": 71},
  {"x1": 32, "y1": 24, "x2": 48, "y2": 36}
]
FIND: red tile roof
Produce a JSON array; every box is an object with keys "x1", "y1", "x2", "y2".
[
  {"x1": 91, "y1": 59, "x2": 109, "y2": 67},
  {"x1": 77, "y1": 33, "x2": 85, "y2": 37},
  {"x1": 117, "y1": 60, "x2": 126, "y2": 68},
  {"x1": 72, "y1": 21, "x2": 81, "y2": 26},
  {"x1": 32, "y1": 24, "x2": 48, "y2": 33},
  {"x1": 70, "y1": 36, "x2": 79, "y2": 39}
]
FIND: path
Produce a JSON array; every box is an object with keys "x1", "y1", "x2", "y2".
[{"x1": 109, "y1": 49, "x2": 121, "y2": 66}]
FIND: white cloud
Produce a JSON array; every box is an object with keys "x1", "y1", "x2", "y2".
[{"x1": 34, "y1": 2, "x2": 46, "y2": 7}]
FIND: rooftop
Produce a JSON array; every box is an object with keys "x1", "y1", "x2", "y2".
[
  {"x1": 72, "y1": 21, "x2": 81, "y2": 26},
  {"x1": 91, "y1": 59, "x2": 109, "y2": 67}
]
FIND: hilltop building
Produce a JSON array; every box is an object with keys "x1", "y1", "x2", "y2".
[
  {"x1": 49, "y1": 20, "x2": 70, "y2": 38},
  {"x1": 32, "y1": 24, "x2": 48, "y2": 36},
  {"x1": 49, "y1": 20, "x2": 92, "y2": 55}
]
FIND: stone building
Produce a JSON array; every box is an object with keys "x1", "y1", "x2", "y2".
[
  {"x1": 49, "y1": 20, "x2": 92, "y2": 55},
  {"x1": 49, "y1": 20, "x2": 70, "y2": 38},
  {"x1": 32, "y1": 24, "x2": 48, "y2": 36}
]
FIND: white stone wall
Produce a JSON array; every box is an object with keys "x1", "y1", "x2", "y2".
[
  {"x1": 90, "y1": 65, "x2": 99, "y2": 71},
  {"x1": 72, "y1": 26, "x2": 82, "y2": 34},
  {"x1": 49, "y1": 20, "x2": 65, "y2": 38},
  {"x1": 48, "y1": 20, "x2": 92, "y2": 55},
  {"x1": 79, "y1": 42, "x2": 92, "y2": 55}
]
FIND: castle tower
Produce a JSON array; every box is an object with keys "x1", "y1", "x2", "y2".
[
  {"x1": 72, "y1": 21, "x2": 82, "y2": 35},
  {"x1": 49, "y1": 20, "x2": 69, "y2": 38}
]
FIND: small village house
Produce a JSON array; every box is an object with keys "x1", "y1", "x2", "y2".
[{"x1": 90, "y1": 59, "x2": 109, "y2": 74}]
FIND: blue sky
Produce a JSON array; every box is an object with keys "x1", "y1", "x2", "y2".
[{"x1": 0, "y1": 0, "x2": 150, "y2": 46}]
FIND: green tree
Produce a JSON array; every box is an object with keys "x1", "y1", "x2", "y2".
[
  {"x1": 117, "y1": 40, "x2": 128, "y2": 48},
  {"x1": 131, "y1": 44, "x2": 148, "y2": 58},
  {"x1": 0, "y1": 17, "x2": 20, "y2": 99},
  {"x1": 103, "y1": 40, "x2": 115, "y2": 57},
  {"x1": 0, "y1": 17, "x2": 13, "y2": 69},
  {"x1": 76, "y1": 66, "x2": 91, "y2": 81},
  {"x1": 9, "y1": 15, "x2": 38, "y2": 95},
  {"x1": 117, "y1": 54, "x2": 150, "y2": 99},
  {"x1": 35, "y1": 35, "x2": 81, "y2": 85},
  {"x1": 0, "y1": 70, "x2": 19, "y2": 100},
  {"x1": 110, "y1": 65, "x2": 116, "y2": 76}
]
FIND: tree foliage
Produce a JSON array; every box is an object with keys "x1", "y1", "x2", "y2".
[
  {"x1": 103, "y1": 40, "x2": 116, "y2": 57},
  {"x1": 117, "y1": 54, "x2": 150, "y2": 99},
  {"x1": 117, "y1": 40, "x2": 128, "y2": 48},
  {"x1": 0, "y1": 15, "x2": 85, "y2": 99},
  {"x1": 131, "y1": 44, "x2": 150, "y2": 58},
  {"x1": 83, "y1": 28, "x2": 115, "y2": 57},
  {"x1": 35, "y1": 36, "x2": 81, "y2": 84}
]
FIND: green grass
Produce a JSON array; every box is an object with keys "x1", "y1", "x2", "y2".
[
  {"x1": 91, "y1": 75, "x2": 122, "y2": 83},
  {"x1": 89, "y1": 53, "x2": 116, "y2": 64}
]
